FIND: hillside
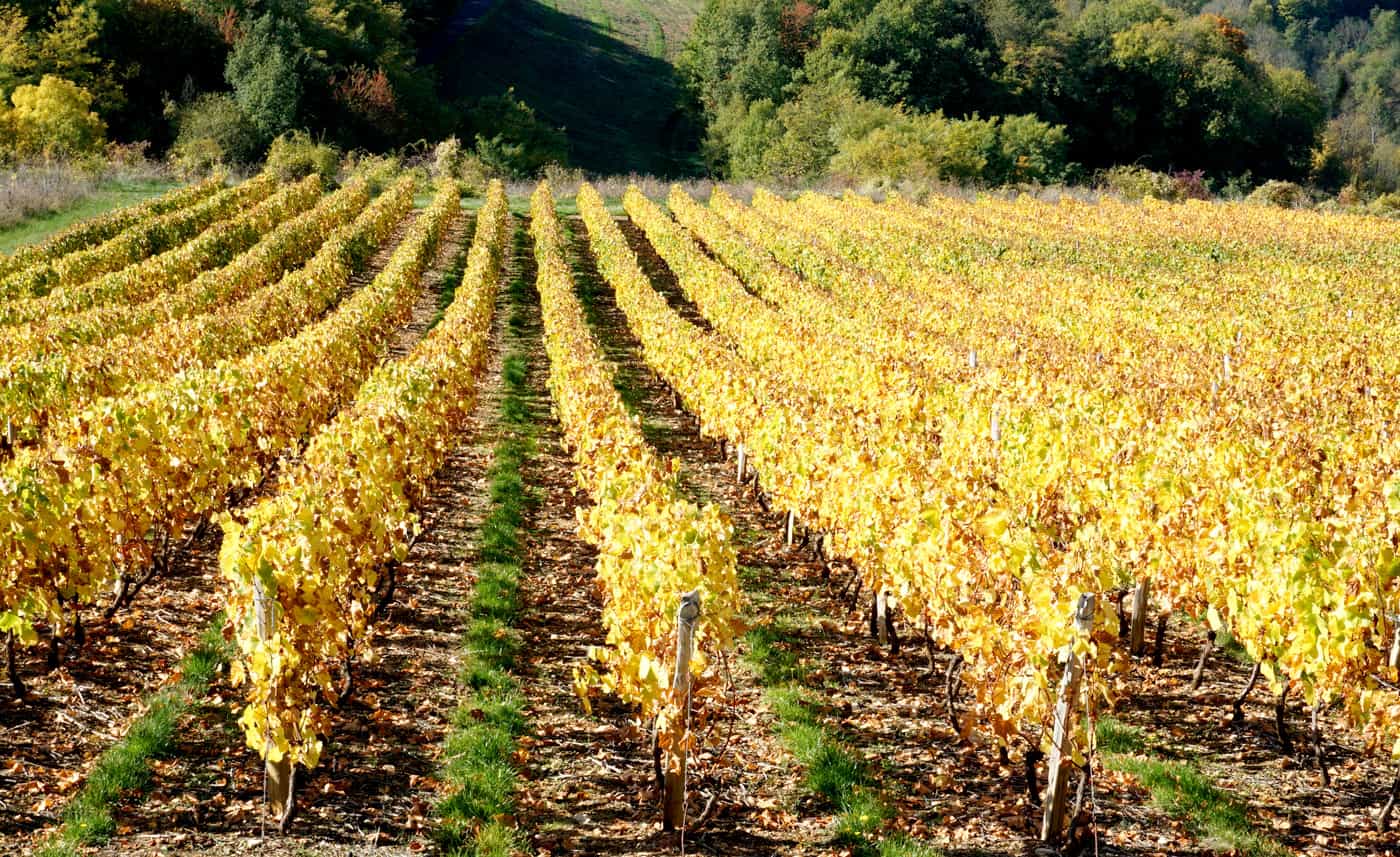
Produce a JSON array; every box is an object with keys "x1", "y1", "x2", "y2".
[{"x1": 442, "y1": 0, "x2": 704, "y2": 175}]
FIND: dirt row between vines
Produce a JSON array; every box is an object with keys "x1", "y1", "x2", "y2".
[{"x1": 506, "y1": 217, "x2": 817, "y2": 857}]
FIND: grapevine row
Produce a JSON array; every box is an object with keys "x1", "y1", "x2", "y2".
[
  {"x1": 0, "y1": 177, "x2": 396, "y2": 448},
  {"x1": 531, "y1": 183, "x2": 741, "y2": 766},
  {"x1": 725, "y1": 189, "x2": 1400, "y2": 777},
  {"x1": 0, "y1": 177, "x2": 224, "y2": 281},
  {"x1": 597, "y1": 186, "x2": 1114, "y2": 761},
  {"x1": 0, "y1": 175, "x2": 321, "y2": 335},
  {"x1": 0, "y1": 176, "x2": 359, "y2": 363},
  {"x1": 0, "y1": 175, "x2": 447, "y2": 651},
  {"x1": 0, "y1": 173, "x2": 277, "y2": 303},
  {"x1": 221, "y1": 180, "x2": 507, "y2": 770}
]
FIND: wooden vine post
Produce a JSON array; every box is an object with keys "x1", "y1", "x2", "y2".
[
  {"x1": 254, "y1": 578, "x2": 293, "y2": 824},
  {"x1": 1129, "y1": 579, "x2": 1150, "y2": 657},
  {"x1": 662, "y1": 590, "x2": 702, "y2": 831},
  {"x1": 1041, "y1": 592, "x2": 1096, "y2": 846}
]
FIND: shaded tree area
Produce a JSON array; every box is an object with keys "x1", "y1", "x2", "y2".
[{"x1": 0, "y1": 0, "x2": 571, "y2": 174}]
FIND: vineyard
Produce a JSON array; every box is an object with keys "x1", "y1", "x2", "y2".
[{"x1": 1, "y1": 170, "x2": 1398, "y2": 857}]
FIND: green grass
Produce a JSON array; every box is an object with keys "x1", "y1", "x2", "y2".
[
  {"x1": 436, "y1": 225, "x2": 538, "y2": 856},
  {"x1": 35, "y1": 614, "x2": 233, "y2": 857},
  {"x1": 430, "y1": 228, "x2": 477, "y2": 330},
  {"x1": 0, "y1": 178, "x2": 178, "y2": 255},
  {"x1": 742, "y1": 590, "x2": 939, "y2": 857},
  {"x1": 1096, "y1": 717, "x2": 1287, "y2": 857},
  {"x1": 447, "y1": 0, "x2": 703, "y2": 174}
]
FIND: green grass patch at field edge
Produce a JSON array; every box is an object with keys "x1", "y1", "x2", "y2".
[{"x1": 0, "y1": 178, "x2": 178, "y2": 255}]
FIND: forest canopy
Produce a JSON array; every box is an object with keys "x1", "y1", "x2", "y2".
[
  {"x1": 680, "y1": 0, "x2": 1400, "y2": 190},
  {"x1": 0, "y1": 0, "x2": 564, "y2": 173},
  {"x1": 0, "y1": 0, "x2": 1398, "y2": 191}
]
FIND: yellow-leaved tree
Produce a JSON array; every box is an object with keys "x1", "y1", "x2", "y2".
[{"x1": 1, "y1": 74, "x2": 105, "y2": 160}]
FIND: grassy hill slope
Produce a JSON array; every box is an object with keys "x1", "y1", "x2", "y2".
[{"x1": 442, "y1": 0, "x2": 703, "y2": 175}]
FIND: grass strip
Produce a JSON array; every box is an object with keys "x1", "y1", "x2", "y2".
[
  {"x1": 429, "y1": 231, "x2": 475, "y2": 331},
  {"x1": 1097, "y1": 717, "x2": 1287, "y2": 857},
  {"x1": 436, "y1": 225, "x2": 537, "y2": 857},
  {"x1": 0, "y1": 178, "x2": 178, "y2": 254},
  {"x1": 35, "y1": 613, "x2": 233, "y2": 857},
  {"x1": 744, "y1": 576, "x2": 938, "y2": 857}
]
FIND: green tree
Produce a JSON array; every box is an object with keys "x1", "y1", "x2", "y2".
[
  {"x1": 465, "y1": 88, "x2": 567, "y2": 176},
  {"x1": 30, "y1": 0, "x2": 121, "y2": 114},
  {"x1": 0, "y1": 4, "x2": 31, "y2": 98},
  {"x1": 225, "y1": 13, "x2": 302, "y2": 138},
  {"x1": 680, "y1": 0, "x2": 801, "y2": 112},
  {"x1": 813, "y1": 0, "x2": 1005, "y2": 117}
]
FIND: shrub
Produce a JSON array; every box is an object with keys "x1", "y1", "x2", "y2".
[
  {"x1": 342, "y1": 150, "x2": 401, "y2": 194},
  {"x1": 265, "y1": 130, "x2": 339, "y2": 183},
  {"x1": 431, "y1": 136, "x2": 463, "y2": 181},
  {"x1": 831, "y1": 109, "x2": 1068, "y2": 188},
  {"x1": 1170, "y1": 170, "x2": 1210, "y2": 201},
  {"x1": 170, "y1": 93, "x2": 264, "y2": 172},
  {"x1": 831, "y1": 122, "x2": 935, "y2": 186},
  {"x1": 1, "y1": 75, "x2": 106, "y2": 160},
  {"x1": 1368, "y1": 192, "x2": 1400, "y2": 217},
  {"x1": 168, "y1": 135, "x2": 224, "y2": 178},
  {"x1": 996, "y1": 114, "x2": 1068, "y2": 184},
  {"x1": 1246, "y1": 179, "x2": 1309, "y2": 209},
  {"x1": 931, "y1": 115, "x2": 998, "y2": 183},
  {"x1": 104, "y1": 141, "x2": 151, "y2": 167},
  {"x1": 457, "y1": 153, "x2": 496, "y2": 196},
  {"x1": 1099, "y1": 165, "x2": 1180, "y2": 201},
  {"x1": 707, "y1": 97, "x2": 783, "y2": 180},
  {"x1": 466, "y1": 89, "x2": 567, "y2": 177}
]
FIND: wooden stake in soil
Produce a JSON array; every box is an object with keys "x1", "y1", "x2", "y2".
[
  {"x1": 785, "y1": 510, "x2": 796, "y2": 547},
  {"x1": 254, "y1": 578, "x2": 294, "y2": 824},
  {"x1": 1041, "y1": 592, "x2": 1095, "y2": 846},
  {"x1": 1190, "y1": 629, "x2": 1216, "y2": 692},
  {"x1": 1129, "y1": 579, "x2": 1150, "y2": 657},
  {"x1": 5, "y1": 632, "x2": 24, "y2": 698},
  {"x1": 876, "y1": 591, "x2": 889, "y2": 647},
  {"x1": 1311, "y1": 698, "x2": 1330, "y2": 787},
  {"x1": 1275, "y1": 683, "x2": 1293, "y2": 753},
  {"x1": 736, "y1": 442, "x2": 748, "y2": 484},
  {"x1": 662, "y1": 590, "x2": 702, "y2": 832}
]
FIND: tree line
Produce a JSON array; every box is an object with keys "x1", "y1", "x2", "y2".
[
  {"x1": 679, "y1": 0, "x2": 1400, "y2": 193},
  {"x1": 0, "y1": 0, "x2": 1398, "y2": 194}
]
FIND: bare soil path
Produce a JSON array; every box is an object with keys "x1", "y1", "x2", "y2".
[{"x1": 509, "y1": 216, "x2": 822, "y2": 857}]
